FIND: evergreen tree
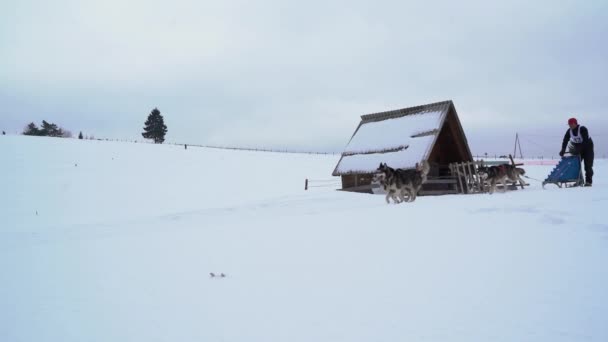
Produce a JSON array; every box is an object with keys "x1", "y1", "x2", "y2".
[
  {"x1": 78, "y1": 131, "x2": 84, "y2": 139},
  {"x1": 142, "y1": 108, "x2": 168, "y2": 144},
  {"x1": 40, "y1": 120, "x2": 51, "y2": 136},
  {"x1": 23, "y1": 121, "x2": 70, "y2": 137},
  {"x1": 23, "y1": 122, "x2": 41, "y2": 136},
  {"x1": 41, "y1": 120, "x2": 63, "y2": 137}
]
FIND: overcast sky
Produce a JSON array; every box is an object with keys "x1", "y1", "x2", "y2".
[{"x1": 1, "y1": 0, "x2": 607, "y2": 156}]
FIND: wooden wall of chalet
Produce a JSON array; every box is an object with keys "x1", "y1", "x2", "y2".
[
  {"x1": 341, "y1": 174, "x2": 373, "y2": 193},
  {"x1": 427, "y1": 107, "x2": 473, "y2": 176}
]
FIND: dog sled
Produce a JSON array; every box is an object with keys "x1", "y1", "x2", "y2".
[{"x1": 542, "y1": 155, "x2": 584, "y2": 189}]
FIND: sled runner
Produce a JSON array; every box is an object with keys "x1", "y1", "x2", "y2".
[{"x1": 542, "y1": 155, "x2": 584, "y2": 188}]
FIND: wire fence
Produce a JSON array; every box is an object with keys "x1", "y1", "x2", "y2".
[
  {"x1": 176, "y1": 143, "x2": 340, "y2": 155},
  {"x1": 40, "y1": 135, "x2": 342, "y2": 156},
  {"x1": 304, "y1": 178, "x2": 341, "y2": 190},
  {"x1": 10, "y1": 130, "x2": 603, "y2": 159}
]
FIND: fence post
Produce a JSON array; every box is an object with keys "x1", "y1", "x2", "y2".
[{"x1": 305, "y1": 179, "x2": 308, "y2": 191}]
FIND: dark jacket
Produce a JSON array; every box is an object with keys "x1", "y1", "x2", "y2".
[{"x1": 562, "y1": 125, "x2": 593, "y2": 153}]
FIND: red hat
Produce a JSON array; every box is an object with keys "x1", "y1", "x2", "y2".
[{"x1": 568, "y1": 118, "x2": 578, "y2": 125}]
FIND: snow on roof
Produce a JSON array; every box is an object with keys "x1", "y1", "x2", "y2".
[
  {"x1": 335, "y1": 135, "x2": 436, "y2": 174},
  {"x1": 344, "y1": 110, "x2": 443, "y2": 155},
  {"x1": 333, "y1": 101, "x2": 453, "y2": 176}
]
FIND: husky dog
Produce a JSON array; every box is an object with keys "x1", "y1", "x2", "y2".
[
  {"x1": 396, "y1": 162, "x2": 431, "y2": 202},
  {"x1": 477, "y1": 164, "x2": 526, "y2": 194},
  {"x1": 372, "y1": 171, "x2": 403, "y2": 203},
  {"x1": 375, "y1": 164, "x2": 408, "y2": 203},
  {"x1": 375, "y1": 160, "x2": 431, "y2": 203}
]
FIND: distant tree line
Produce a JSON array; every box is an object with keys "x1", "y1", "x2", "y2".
[
  {"x1": 23, "y1": 120, "x2": 72, "y2": 138},
  {"x1": 19, "y1": 107, "x2": 168, "y2": 143}
]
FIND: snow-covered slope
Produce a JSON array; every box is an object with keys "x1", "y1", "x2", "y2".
[{"x1": 1, "y1": 135, "x2": 607, "y2": 342}]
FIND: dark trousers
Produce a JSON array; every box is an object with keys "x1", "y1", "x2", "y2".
[
  {"x1": 581, "y1": 145, "x2": 594, "y2": 184},
  {"x1": 569, "y1": 141, "x2": 594, "y2": 184}
]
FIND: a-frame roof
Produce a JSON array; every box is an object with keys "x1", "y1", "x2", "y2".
[{"x1": 332, "y1": 100, "x2": 471, "y2": 176}]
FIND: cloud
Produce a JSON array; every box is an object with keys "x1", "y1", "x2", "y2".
[{"x1": 1, "y1": 0, "x2": 607, "y2": 155}]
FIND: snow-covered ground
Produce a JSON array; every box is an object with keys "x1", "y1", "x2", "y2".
[{"x1": 1, "y1": 135, "x2": 607, "y2": 342}]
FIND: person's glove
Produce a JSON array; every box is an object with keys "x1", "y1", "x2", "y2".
[{"x1": 559, "y1": 150, "x2": 565, "y2": 157}]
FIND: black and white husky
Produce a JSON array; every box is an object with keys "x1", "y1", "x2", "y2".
[
  {"x1": 372, "y1": 171, "x2": 402, "y2": 203},
  {"x1": 375, "y1": 161, "x2": 431, "y2": 203},
  {"x1": 477, "y1": 164, "x2": 526, "y2": 194}
]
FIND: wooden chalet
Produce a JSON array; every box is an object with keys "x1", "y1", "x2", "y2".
[{"x1": 332, "y1": 100, "x2": 473, "y2": 195}]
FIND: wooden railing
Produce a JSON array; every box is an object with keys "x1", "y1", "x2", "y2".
[{"x1": 449, "y1": 156, "x2": 529, "y2": 194}]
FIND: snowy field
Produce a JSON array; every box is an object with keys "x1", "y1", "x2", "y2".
[{"x1": 1, "y1": 135, "x2": 607, "y2": 342}]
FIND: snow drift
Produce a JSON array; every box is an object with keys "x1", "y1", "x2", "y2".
[{"x1": 1, "y1": 135, "x2": 606, "y2": 342}]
